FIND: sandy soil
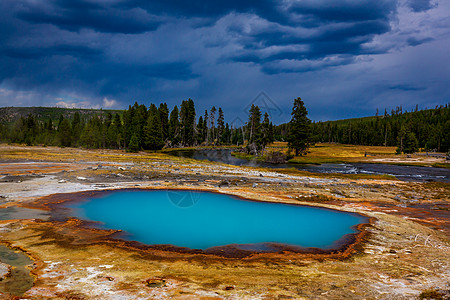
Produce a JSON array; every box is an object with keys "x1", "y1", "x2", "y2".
[{"x1": 0, "y1": 145, "x2": 448, "y2": 299}]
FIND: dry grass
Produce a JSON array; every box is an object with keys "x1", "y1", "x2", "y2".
[
  {"x1": 0, "y1": 144, "x2": 177, "y2": 164},
  {"x1": 240, "y1": 142, "x2": 398, "y2": 164},
  {"x1": 288, "y1": 143, "x2": 397, "y2": 164},
  {"x1": 265, "y1": 142, "x2": 447, "y2": 167}
]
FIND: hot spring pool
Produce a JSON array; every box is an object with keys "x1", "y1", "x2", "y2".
[{"x1": 67, "y1": 190, "x2": 367, "y2": 251}]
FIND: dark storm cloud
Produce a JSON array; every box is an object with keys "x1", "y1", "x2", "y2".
[
  {"x1": 225, "y1": 1, "x2": 396, "y2": 73},
  {"x1": 17, "y1": 0, "x2": 161, "y2": 34},
  {"x1": 0, "y1": 0, "x2": 447, "y2": 119},
  {"x1": 407, "y1": 0, "x2": 436, "y2": 12},
  {"x1": 0, "y1": 51, "x2": 194, "y2": 89},
  {"x1": 2, "y1": 44, "x2": 102, "y2": 60},
  {"x1": 0, "y1": 0, "x2": 196, "y2": 103},
  {"x1": 388, "y1": 84, "x2": 427, "y2": 91},
  {"x1": 119, "y1": 0, "x2": 281, "y2": 21},
  {"x1": 407, "y1": 37, "x2": 434, "y2": 46},
  {"x1": 289, "y1": 0, "x2": 395, "y2": 23},
  {"x1": 238, "y1": 19, "x2": 390, "y2": 49},
  {"x1": 261, "y1": 56, "x2": 355, "y2": 74}
]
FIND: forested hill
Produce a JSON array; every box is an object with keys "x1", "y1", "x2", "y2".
[
  {"x1": 0, "y1": 106, "x2": 122, "y2": 124},
  {"x1": 272, "y1": 105, "x2": 450, "y2": 153},
  {"x1": 311, "y1": 105, "x2": 450, "y2": 152},
  {"x1": 0, "y1": 101, "x2": 243, "y2": 151}
]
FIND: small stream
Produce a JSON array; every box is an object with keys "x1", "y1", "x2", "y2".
[{"x1": 169, "y1": 149, "x2": 449, "y2": 182}]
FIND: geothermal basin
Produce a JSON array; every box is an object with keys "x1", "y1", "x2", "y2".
[{"x1": 66, "y1": 190, "x2": 368, "y2": 254}]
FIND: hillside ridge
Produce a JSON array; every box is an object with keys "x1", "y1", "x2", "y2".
[{"x1": 0, "y1": 106, "x2": 122, "y2": 124}]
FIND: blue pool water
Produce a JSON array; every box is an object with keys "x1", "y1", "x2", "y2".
[{"x1": 68, "y1": 190, "x2": 366, "y2": 250}]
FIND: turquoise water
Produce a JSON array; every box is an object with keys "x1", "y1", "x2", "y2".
[{"x1": 68, "y1": 190, "x2": 366, "y2": 250}]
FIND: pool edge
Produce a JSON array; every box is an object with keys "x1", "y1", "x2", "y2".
[{"x1": 20, "y1": 187, "x2": 375, "y2": 260}]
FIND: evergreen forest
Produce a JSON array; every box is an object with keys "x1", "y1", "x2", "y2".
[{"x1": 0, "y1": 101, "x2": 449, "y2": 154}]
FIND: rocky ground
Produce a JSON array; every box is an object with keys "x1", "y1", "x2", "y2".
[{"x1": 0, "y1": 145, "x2": 448, "y2": 299}]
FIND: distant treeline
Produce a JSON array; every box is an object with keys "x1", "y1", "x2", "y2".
[
  {"x1": 1, "y1": 101, "x2": 448, "y2": 154},
  {"x1": 275, "y1": 105, "x2": 450, "y2": 153},
  {"x1": 0, "y1": 100, "x2": 276, "y2": 152}
]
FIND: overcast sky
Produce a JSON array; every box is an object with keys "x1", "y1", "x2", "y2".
[{"x1": 0, "y1": 0, "x2": 449, "y2": 123}]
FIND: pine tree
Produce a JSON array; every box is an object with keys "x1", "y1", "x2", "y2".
[
  {"x1": 197, "y1": 116, "x2": 205, "y2": 145},
  {"x1": 397, "y1": 124, "x2": 419, "y2": 154},
  {"x1": 397, "y1": 124, "x2": 408, "y2": 154},
  {"x1": 384, "y1": 122, "x2": 391, "y2": 147},
  {"x1": 23, "y1": 114, "x2": 38, "y2": 146},
  {"x1": 217, "y1": 107, "x2": 225, "y2": 145},
  {"x1": 113, "y1": 113, "x2": 123, "y2": 148},
  {"x1": 204, "y1": 110, "x2": 209, "y2": 145},
  {"x1": 123, "y1": 102, "x2": 147, "y2": 149},
  {"x1": 209, "y1": 106, "x2": 216, "y2": 144},
  {"x1": 46, "y1": 118, "x2": 53, "y2": 133},
  {"x1": 57, "y1": 115, "x2": 64, "y2": 129},
  {"x1": 261, "y1": 112, "x2": 271, "y2": 149},
  {"x1": 248, "y1": 104, "x2": 261, "y2": 143},
  {"x1": 158, "y1": 103, "x2": 169, "y2": 141},
  {"x1": 80, "y1": 115, "x2": 103, "y2": 148},
  {"x1": 442, "y1": 120, "x2": 450, "y2": 153},
  {"x1": 231, "y1": 126, "x2": 244, "y2": 145},
  {"x1": 268, "y1": 121, "x2": 274, "y2": 144},
  {"x1": 72, "y1": 112, "x2": 82, "y2": 146},
  {"x1": 404, "y1": 132, "x2": 419, "y2": 154},
  {"x1": 287, "y1": 97, "x2": 311, "y2": 156},
  {"x1": 135, "y1": 103, "x2": 148, "y2": 147},
  {"x1": 123, "y1": 105, "x2": 133, "y2": 147},
  {"x1": 247, "y1": 104, "x2": 262, "y2": 154},
  {"x1": 180, "y1": 99, "x2": 196, "y2": 146},
  {"x1": 58, "y1": 118, "x2": 72, "y2": 147},
  {"x1": 105, "y1": 112, "x2": 112, "y2": 128},
  {"x1": 222, "y1": 123, "x2": 231, "y2": 145},
  {"x1": 128, "y1": 134, "x2": 140, "y2": 152},
  {"x1": 0, "y1": 123, "x2": 5, "y2": 142},
  {"x1": 105, "y1": 113, "x2": 118, "y2": 148},
  {"x1": 143, "y1": 104, "x2": 164, "y2": 150},
  {"x1": 169, "y1": 105, "x2": 180, "y2": 146}
]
